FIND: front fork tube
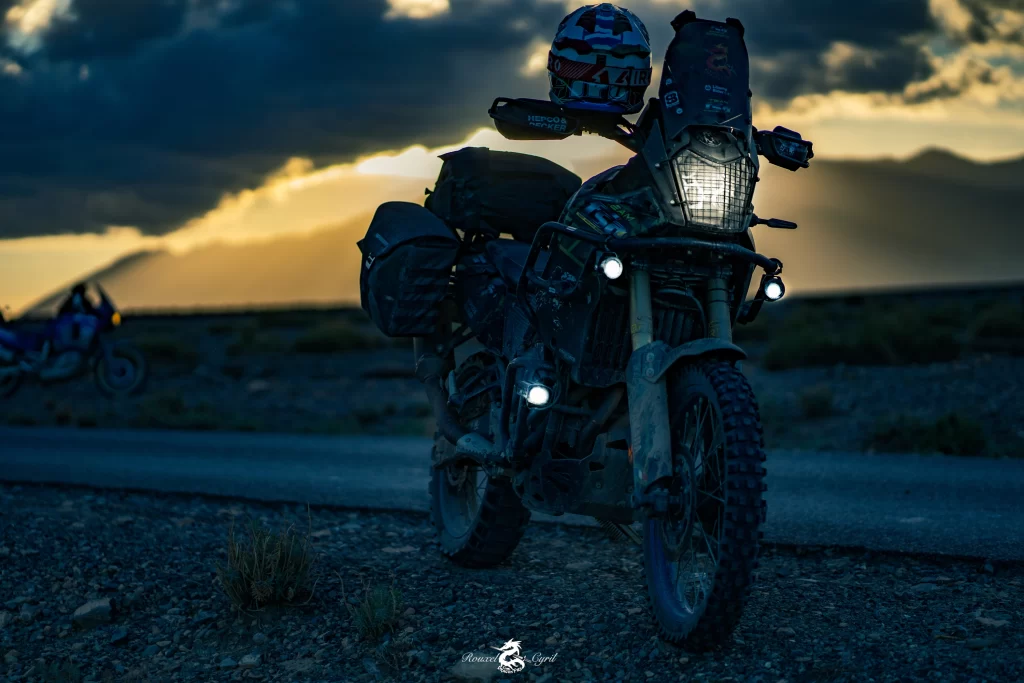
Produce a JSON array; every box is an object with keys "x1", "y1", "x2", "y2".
[
  {"x1": 626, "y1": 266, "x2": 674, "y2": 506},
  {"x1": 626, "y1": 272, "x2": 733, "y2": 511}
]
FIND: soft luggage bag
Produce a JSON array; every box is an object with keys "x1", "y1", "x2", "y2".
[
  {"x1": 424, "y1": 147, "x2": 582, "y2": 243},
  {"x1": 358, "y1": 201, "x2": 460, "y2": 337}
]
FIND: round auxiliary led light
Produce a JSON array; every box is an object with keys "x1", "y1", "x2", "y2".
[
  {"x1": 526, "y1": 385, "x2": 551, "y2": 406},
  {"x1": 763, "y1": 277, "x2": 785, "y2": 301},
  {"x1": 600, "y1": 256, "x2": 624, "y2": 280}
]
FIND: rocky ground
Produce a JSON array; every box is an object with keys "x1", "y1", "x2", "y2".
[{"x1": 1, "y1": 483, "x2": 1021, "y2": 683}]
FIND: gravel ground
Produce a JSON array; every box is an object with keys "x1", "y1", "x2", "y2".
[{"x1": 1, "y1": 484, "x2": 1020, "y2": 683}]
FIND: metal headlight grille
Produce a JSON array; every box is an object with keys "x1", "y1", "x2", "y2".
[{"x1": 673, "y1": 151, "x2": 755, "y2": 233}]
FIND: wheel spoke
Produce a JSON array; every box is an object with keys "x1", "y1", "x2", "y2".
[{"x1": 697, "y1": 489, "x2": 725, "y2": 505}]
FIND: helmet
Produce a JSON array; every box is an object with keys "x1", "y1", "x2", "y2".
[{"x1": 547, "y1": 3, "x2": 652, "y2": 115}]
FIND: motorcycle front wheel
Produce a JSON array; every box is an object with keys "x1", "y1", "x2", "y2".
[
  {"x1": 94, "y1": 344, "x2": 148, "y2": 397},
  {"x1": 643, "y1": 360, "x2": 766, "y2": 650}
]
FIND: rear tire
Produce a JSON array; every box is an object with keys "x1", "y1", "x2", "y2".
[
  {"x1": 642, "y1": 360, "x2": 766, "y2": 650},
  {"x1": 429, "y1": 446, "x2": 531, "y2": 568},
  {"x1": 94, "y1": 344, "x2": 148, "y2": 397},
  {"x1": 428, "y1": 353, "x2": 531, "y2": 568}
]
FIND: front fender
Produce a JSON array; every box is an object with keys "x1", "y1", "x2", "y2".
[
  {"x1": 625, "y1": 338, "x2": 746, "y2": 508},
  {"x1": 652, "y1": 338, "x2": 746, "y2": 383}
]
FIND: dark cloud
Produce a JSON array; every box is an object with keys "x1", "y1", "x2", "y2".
[
  {"x1": 0, "y1": 0, "x2": 564, "y2": 238},
  {"x1": 933, "y1": 0, "x2": 1024, "y2": 45},
  {"x1": 0, "y1": 0, "x2": 1005, "y2": 239}
]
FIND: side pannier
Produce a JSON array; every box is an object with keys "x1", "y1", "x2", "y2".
[{"x1": 358, "y1": 202, "x2": 460, "y2": 337}]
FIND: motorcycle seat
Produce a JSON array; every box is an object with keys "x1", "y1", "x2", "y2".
[{"x1": 485, "y1": 239, "x2": 550, "y2": 290}]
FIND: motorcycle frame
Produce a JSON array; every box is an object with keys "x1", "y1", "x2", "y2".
[{"x1": 425, "y1": 220, "x2": 776, "y2": 521}]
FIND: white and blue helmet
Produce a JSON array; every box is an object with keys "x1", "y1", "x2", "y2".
[{"x1": 547, "y1": 4, "x2": 652, "y2": 114}]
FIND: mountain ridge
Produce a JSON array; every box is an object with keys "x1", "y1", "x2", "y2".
[{"x1": 22, "y1": 148, "x2": 1024, "y2": 316}]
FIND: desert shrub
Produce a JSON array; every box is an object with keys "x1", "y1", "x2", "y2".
[
  {"x1": 134, "y1": 334, "x2": 201, "y2": 367},
  {"x1": 343, "y1": 576, "x2": 403, "y2": 641},
  {"x1": 255, "y1": 310, "x2": 318, "y2": 329},
  {"x1": 221, "y1": 362, "x2": 246, "y2": 380},
  {"x1": 292, "y1": 321, "x2": 382, "y2": 353},
  {"x1": 76, "y1": 412, "x2": 99, "y2": 428},
  {"x1": 135, "y1": 391, "x2": 222, "y2": 430},
  {"x1": 866, "y1": 412, "x2": 986, "y2": 456},
  {"x1": 304, "y1": 416, "x2": 362, "y2": 435},
  {"x1": 970, "y1": 300, "x2": 1024, "y2": 340},
  {"x1": 352, "y1": 404, "x2": 397, "y2": 427},
  {"x1": 207, "y1": 322, "x2": 237, "y2": 336},
  {"x1": 226, "y1": 328, "x2": 286, "y2": 356},
  {"x1": 7, "y1": 412, "x2": 37, "y2": 426},
  {"x1": 217, "y1": 517, "x2": 318, "y2": 611},
  {"x1": 763, "y1": 304, "x2": 962, "y2": 370},
  {"x1": 798, "y1": 384, "x2": 835, "y2": 419}
]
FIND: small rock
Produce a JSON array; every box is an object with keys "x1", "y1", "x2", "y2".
[
  {"x1": 219, "y1": 657, "x2": 237, "y2": 669},
  {"x1": 966, "y1": 637, "x2": 997, "y2": 650},
  {"x1": 4, "y1": 650, "x2": 17, "y2": 664},
  {"x1": 566, "y1": 561, "x2": 594, "y2": 571},
  {"x1": 253, "y1": 632, "x2": 267, "y2": 645},
  {"x1": 450, "y1": 653, "x2": 499, "y2": 682},
  {"x1": 246, "y1": 379, "x2": 271, "y2": 394},
  {"x1": 627, "y1": 607, "x2": 643, "y2": 615},
  {"x1": 0, "y1": 612, "x2": 11, "y2": 629},
  {"x1": 73, "y1": 598, "x2": 112, "y2": 629},
  {"x1": 776, "y1": 627, "x2": 796, "y2": 638},
  {"x1": 535, "y1": 675, "x2": 555, "y2": 683},
  {"x1": 976, "y1": 617, "x2": 1009, "y2": 628},
  {"x1": 143, "y1": 645, "x2": 160, "y2": 657},
  {"x1": 239, "y1": 654, "x2": 260, "y2": 669},
  {"x1": 362, "y1": 657, "x2": 381, "y2": 675},
  {"x1": 545, "y1": 636, "x2": 559, "y2": 645},
  {"x1": 382, "y1": 545, "x2": 417, "y2": 553},
  {"x1": 110, "y1": 627, "x2": 129, "y2": 645},
  {"x1": 983, "y1": 562, "x2": 995, "y2": 574},
  {"x1": 404, "y1": 607, "x2": 416, "y2": 616},
  {"x1": 191, "y1": 611, "x2": 217, "y2": 626},
  {"x1": 909, "y1": 583, "x2": 940, "y2": 593}
]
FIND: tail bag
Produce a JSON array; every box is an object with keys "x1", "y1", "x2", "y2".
[
  {"x1": 358, "y1": 202, "x2": 460, "y2": 337},
  {"x1": 425, "y1": 147, "x2": 582, "y2": 243}
]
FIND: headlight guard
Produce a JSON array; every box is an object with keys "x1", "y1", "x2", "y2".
[{"x1": 672, "y1": 149, "x2": 755, "y2": 233}]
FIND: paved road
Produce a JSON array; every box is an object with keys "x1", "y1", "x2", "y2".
[{"x1": 1, "y1": 427, "x2": 1022, "y2": 560}]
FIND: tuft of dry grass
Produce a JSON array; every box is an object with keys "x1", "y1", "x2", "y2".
[
  {"x1": 292, "y1": 321, "x2": 383, "y2": 354},
  {"x1": 866, "y1": 412, "x2": 987, "y2": 456},
  {"x1": 342, "y1": 574, "x2": 404, "y2": 641},
  {"x1": 34, "y1": 658, "x2": 84, "y2": 683},
  {"x1": 798, "y1": 383, "x2": 836, "y2": 419},
  {"x1": 133, "y1": 334, "x2": 201, "y2": 367},
  {"x1": 216, "y1": 513, "x2": 319, "y2": 611}
]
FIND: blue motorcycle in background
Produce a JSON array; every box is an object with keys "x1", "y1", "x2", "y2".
[{"x1": 0, "y1": 283, "x2": 147, "y2": 398}]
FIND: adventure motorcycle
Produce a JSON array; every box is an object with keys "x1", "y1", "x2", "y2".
[
  {"x1": 359, "y1": 11, "x2": 813, "y2": 648},
  {"x1": 0, "y1": 283, "x2": 147, "y2": 399}
]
